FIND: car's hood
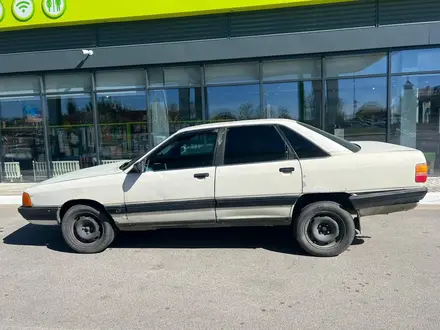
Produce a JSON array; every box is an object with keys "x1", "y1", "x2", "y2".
[
  {"x1": 37, "y1": 161, "x2": 126, "y2": 186},
  {"x1": 352, "y1": 141, "x2": 417, "y2": 153}
]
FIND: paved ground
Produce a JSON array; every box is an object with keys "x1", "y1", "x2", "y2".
[{"x1": 1, "y1": 205, "x2": 440, "y2": 330}]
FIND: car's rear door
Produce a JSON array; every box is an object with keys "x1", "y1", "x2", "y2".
[
  {"x1": 123, "y1": 129, "x2": 219, "y2": 225},
  {"x1": 214, "y1": 124, "x2": 303, "y2": 225}
]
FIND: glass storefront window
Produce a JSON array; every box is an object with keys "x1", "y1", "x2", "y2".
[
  {"x1": 326, "y1": 77, "x2": 387, "y2": 142},
  {"x1": 264, "y1": 81, "x2": 322, "y2": 128},
  {"x1": 97, "y1": 91, "x2": 148, "y2": 161},
  {"x1": 0, "y1": 76, "x2": 40, "y2": 96},
  {"x1": 206, "y1": 85, "x2": 261, "y2": 121},
  {"x1": 0, "y1": 96, "x2": 46, "y2": 182},
  {"x1": 148, "y1": 66, "x2": 201, "y2": 88},
  {"x1": 149, "y1": 88, "x2": 203, "y2": 146},
  {"x1": 324, "y1": 53, "x2": 387, "y2": 77},
  {"x1": 205, "y1": 63, "x2": 259, "y2": 85},
  {"x1": 47, "y1": 94, "x2": 96, "y2": 171},
  {"x1": 262, "y1": 58, "x2": 321, "y2": 81},
  {"x1": 392, "y1": 48, "x2": 440, "y2": 74},
  {"x1": 45, "y1": 73, "x2": 92, "y2": 93},
  {"x1": 391, "y1": 74, "x2": 440, "y2": 175},
  {"x1": 95, "y1": 70, "x2": 146, "y2": 91}
]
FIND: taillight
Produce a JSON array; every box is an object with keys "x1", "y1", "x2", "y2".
[
  {"x1": 415, "y1": 163, "x2": 428, "y2": 183},
  {"x1": 22, "y1": 192, "x2": 32, "y2": 207}
]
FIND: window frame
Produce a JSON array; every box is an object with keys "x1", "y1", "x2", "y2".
[
  {"x1": 217, "y1": 124, "x2": 295, "y2": 167},
  {"x1": 145, "y1": 128, "x2": 221, "y2": 172}
]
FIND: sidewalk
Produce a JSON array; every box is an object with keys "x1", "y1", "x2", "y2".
[{"x1": 1, "y1": 179, "x2": 440, "y2": 205}]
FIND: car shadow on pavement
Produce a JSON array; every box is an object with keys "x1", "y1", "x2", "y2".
[{"x1": 3, "y1": 224, "x2": 365, "y2": 256}]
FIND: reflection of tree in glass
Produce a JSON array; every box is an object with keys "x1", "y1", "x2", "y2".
[
  {"x1": 210, "y1": 103, "x2": 263, "y2": 122},
  {"x1": 66, "y1": 100, "x2": 77, "y2": 115},
  {"x1": 97, "y1": 98, "x2": 132, "y2": 119},
  {"x1": 62, "y1": 99, "x2": 94, "y2": 125},
  {"x1": 237, "y1": 103, "x2": 264, "y2": 120},
  {"x1": 211, "y1": 112, "x2": 236, "y2": 121},
  {"x1": 277, "y1": 106, "x2": 292, "y2": 119},
  {"x1": 332, "y1": 97, "x2": 346, "y2": 126}
]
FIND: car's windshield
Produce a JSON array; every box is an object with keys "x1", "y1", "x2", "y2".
[{"x1": 297, "y1": 122, "x2": 361, "y2": 153}]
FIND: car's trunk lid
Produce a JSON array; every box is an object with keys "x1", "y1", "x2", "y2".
[{"x1": 351, "y1": 141, "x2": 417, "y2": 154}]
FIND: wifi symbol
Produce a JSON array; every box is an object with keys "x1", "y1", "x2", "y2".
[
  {"x1": 16, "y1": 0, "x2": 31, "y2": 12},
  {"x1": 12, "y1": 0, "x2": 34, "y2": 21}
]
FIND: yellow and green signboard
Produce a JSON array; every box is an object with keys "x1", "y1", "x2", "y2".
[{"x1": 0, "y1": 0, "x2": 350, "y2": 31}]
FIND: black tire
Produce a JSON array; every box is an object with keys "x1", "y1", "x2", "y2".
[
  {"x1": 61, "y1": 204, "x2": 116, "y2": 254},
  {"x1": 294, "y1": 201, "x2": 355, "y2": 257}
]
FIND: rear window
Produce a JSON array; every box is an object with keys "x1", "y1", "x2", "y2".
[{"x1": 297, "y1": 122, "x2": 361, "y2": 153}]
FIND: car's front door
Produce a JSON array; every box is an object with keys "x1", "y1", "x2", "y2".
[
  {"x1": 123, "y1": 129, "x2": 219, "y2": 225},
  {"x1": 215, "y1": 124, "x2": 303, "y2": 225}
]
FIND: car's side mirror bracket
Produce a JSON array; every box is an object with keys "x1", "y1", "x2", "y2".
[{"x1": 130, "y1": 158, "x2": 146, "y2": 174}]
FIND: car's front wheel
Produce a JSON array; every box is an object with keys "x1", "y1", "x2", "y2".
[
  {"x1": 294, "y1": 201, "x2": 355, "y2": 257},
  {"x1": 61, "y1": 204, "x2": 116, "y2": 254}
]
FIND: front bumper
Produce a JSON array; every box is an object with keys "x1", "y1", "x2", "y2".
[
  {"x1": 349, "y1": 187, "x2": 428, "y2": 216},
  {"x1": 18, "y1": 206, "x2": 59, "y2": 225}
]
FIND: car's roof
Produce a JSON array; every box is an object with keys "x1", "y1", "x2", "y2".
[
  {"x1": 178, "y1": 118, "x2": 300, "y2": 133},
  {"x1": 177, "y1": 118, "x2": 354, "y2": 156}
]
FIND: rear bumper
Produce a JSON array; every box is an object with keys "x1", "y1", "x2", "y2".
[
  {"x1": 349, "y1": 187, "x2": 428, "y2": 216},
  {"x1": 18, "y1": 206, "x2": 59, "y2": 225}
]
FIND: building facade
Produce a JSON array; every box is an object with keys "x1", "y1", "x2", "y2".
[{"x1": 1, "y1": 0, "x2": 440, "y2": 182}]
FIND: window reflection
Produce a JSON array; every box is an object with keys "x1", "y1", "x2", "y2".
[
  {"x1": 262, "y1": 58, "x2": 321, "y2": 81},
  {"x1": 392, "y1": 48, "x2": 440, "y2": 74},
  {"x1": 205, "y1": 63, "x2": 259, "y2": 85},
  {"x1": 325, "y1": 53, "x2": 387, "y2": 77},
  {"x1": 47, "y1": 94, "x2": 96, "y2": 170},
  {"x1": 326, "y1": 77, "x2": 387, "y2": 141},
  {"x1": 97, "y1": 91, "x2": 148, "y2": 161},
  {"x1": 205, "y1": 85, "x2": 261, "y2": 121},
  {"x1": 149, "y1": 88, "x2": 202, "y2": 146},
  {"x1": 0, "y1": 96, "x2": 46, "y2": 182},
  {"x1": 391, "y1": 75, "x2": 440, "y2": 174},
  {"x1": 264, "y1": 81, "x2": 322, "y2": 128}
]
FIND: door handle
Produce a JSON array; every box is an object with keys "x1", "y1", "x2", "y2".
[
  {"x1": 194, "y1": 173, "x2": 209, "y2": 179},
  {"x1": 279, "y1": 167, "x2": 295, "y2": 173}
]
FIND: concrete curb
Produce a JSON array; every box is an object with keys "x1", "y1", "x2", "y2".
[{"x1": 2, "y1": 192, "x2": 440, "y2": 206}]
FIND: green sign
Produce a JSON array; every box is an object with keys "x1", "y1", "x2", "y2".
[
  {"x1": 42, "y1": 0, "x2": 67, "y2": 19},
  {"x1": 11, "y1": 0, "x2": 35, "y2": 22},
  {"x1": 0, "y1": 1, "x2": 4, "y2": 23}
]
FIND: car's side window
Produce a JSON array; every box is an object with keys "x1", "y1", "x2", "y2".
[
  {"x1": 278, "y1": 125, "x2": 329, "y2": 159},
  {"x1": 224, "y1": 125, "x2": 290, "y2": 165},
  {"x1": 147, "y1": 130, "x2": 218, "y2": 171}
]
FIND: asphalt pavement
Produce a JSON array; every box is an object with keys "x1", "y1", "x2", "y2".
[{"x1": 1, "y1": 205, "x2": 440, "y2": 330}]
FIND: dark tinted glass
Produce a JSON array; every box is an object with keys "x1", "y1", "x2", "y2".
[
  {"x1": 279, "y1": 125, "x2": 329, "y2": 159},
  {"x1": 224, "y1": 125, "x2": 288, "y2": 165},
  {"x1": 148, "y1": 131, "x2": 217, "y2": 171}
]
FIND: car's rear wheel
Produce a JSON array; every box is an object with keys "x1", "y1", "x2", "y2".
[
  {"x1": 294, "y1": 201, "x2": 355, "y2": 257},
  {"x1": 61, "y1": 204, "x2": 116, "y2": 254}
]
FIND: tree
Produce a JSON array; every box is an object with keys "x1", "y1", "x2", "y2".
[
  {"x1": 211, "y1": 112, "x2": 236, "y2": 121},
  {"x1": 277, "y1": 106, "x2": 292, "y2": 119},
  {"x1": 237, "y1": 103, "x2": 263, "y2": 120},
  {"x1": 66, "y1": 99, "x2": 78, "y2": 115}
]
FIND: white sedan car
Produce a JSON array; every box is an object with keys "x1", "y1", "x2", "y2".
[{"x1": 18, "y1": 119, "x2": 428, "y2": 257}]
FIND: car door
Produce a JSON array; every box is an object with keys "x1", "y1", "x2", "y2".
[
  {"x1": 214, "y1": 124, "x2": 303, "y2": 224},
  {"x1": 123, "y1": 129, "x2": 219, "y2": 225}
]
